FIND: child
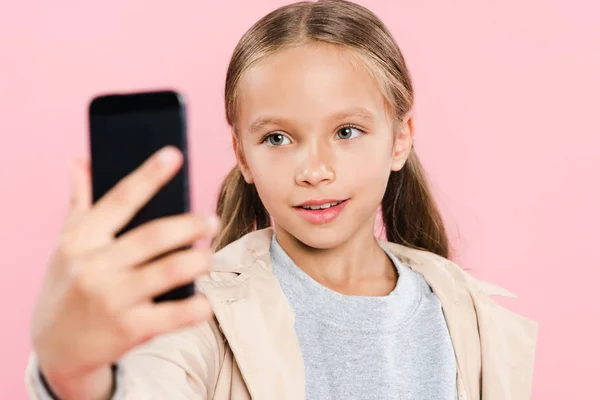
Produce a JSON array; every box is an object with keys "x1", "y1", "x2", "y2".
[{"x1": 26, "y1": 0, "x2": 538, "y2": 399}]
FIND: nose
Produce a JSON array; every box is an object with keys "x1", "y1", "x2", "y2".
[{"x1": 295, "y1": 140, "x2": 335, "y2": 187}]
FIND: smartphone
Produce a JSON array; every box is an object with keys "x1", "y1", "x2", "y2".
[{"x1": 88, "y1": 90, "x2": 195, "y2": 302}]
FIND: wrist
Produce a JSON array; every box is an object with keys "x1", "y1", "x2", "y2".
[{"x1": 38, "y1": 364, "x2": 117, "y2": 400}]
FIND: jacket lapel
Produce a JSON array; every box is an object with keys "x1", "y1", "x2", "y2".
[
  {"x1": 471, "y1": 287, "x2": 538, "y2": 399},
  {"x1": 198, "y1": 243, "x2": 305, "y2": 400}
]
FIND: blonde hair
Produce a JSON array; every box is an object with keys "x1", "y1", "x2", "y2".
[{"x1": 212, "y1": 0, "x2": 451, "y2": 259}]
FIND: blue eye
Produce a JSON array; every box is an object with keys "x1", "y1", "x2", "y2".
[
  {"x1": 336, "y1": 126, "x2": 363, "y2": 140},
  {"x1": 264, "y1": 133, "x2": 291, "y2": 146}
]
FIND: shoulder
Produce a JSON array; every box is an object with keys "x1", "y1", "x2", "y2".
[
  {"x1": 380, "y1": 240, "x2": 518, "y2": 299},
  {"x1": 382, "y1": 240, "x2": 538, "y2": 342}
]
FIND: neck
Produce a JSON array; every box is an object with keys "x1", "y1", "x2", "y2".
[{"x1": 273, "y1": 221, "x2": 397, "y2": 295}]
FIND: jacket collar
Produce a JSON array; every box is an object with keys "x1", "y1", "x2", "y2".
[
  {"x1": 198, "y1": 228, "x2": 537, "y2": 400},
  {"x1": 198, "y1": 229, "x2": 305, "y2": 399}
]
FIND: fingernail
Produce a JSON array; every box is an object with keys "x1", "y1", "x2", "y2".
[
  {"x1": 158, "y1": 146, "x2": 178, "y2": 165},
  {"x1": 207, "y1": 215, "x2": 221, "y2": 231}
]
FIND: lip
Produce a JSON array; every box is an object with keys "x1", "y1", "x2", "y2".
[
  {"x1": 295, "y1": 198, "x2": 346, "y2": 207},
  {"x1": 293, "y1": 199, "x2": 349, "y2": 225}
]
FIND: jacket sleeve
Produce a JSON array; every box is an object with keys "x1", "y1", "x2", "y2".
[
  {"x1": 27, "y1": 359, "x2": 124, "y2": 400},
  {"x1": 25, "y1": 319, "x2": 224, "y2": 400}
]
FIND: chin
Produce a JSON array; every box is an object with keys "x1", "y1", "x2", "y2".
[{"x1": 277, "y1": 221, "x2": 356, "y2": 250}]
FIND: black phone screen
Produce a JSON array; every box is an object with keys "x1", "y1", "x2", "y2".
[
  {"x1": 89, "y1": 91, "x2": 190, "y2": 237},
  {"x1": 88, "y1": 91, "x2": 193, "y2": 302}
]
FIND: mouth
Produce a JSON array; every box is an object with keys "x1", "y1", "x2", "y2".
[
  {"x1": 293, "y1": 198, "x2": 349, "y2": 224},
  {"x1": 294, "y1": 199, "x2": 348, "y2": 210}
]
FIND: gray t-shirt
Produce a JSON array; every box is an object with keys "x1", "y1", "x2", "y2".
[{"x1": 270, "y1": 236, "x2": 457, "y2": 400}]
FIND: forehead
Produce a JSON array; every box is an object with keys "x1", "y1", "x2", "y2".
[{"x1": 236, "y1": 43, "x2": 389, "y2": 128}]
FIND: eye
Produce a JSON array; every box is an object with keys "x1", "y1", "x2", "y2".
[
  {"x1": 336, "y1": 126, "x2": 364, "y2": 140},
  {"x1": 263, "y1": 133, "x2": 291, "y2": 147}
]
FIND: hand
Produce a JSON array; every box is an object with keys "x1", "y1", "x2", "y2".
[{"x1": 30, "y1": 146, "x2": 219, "y2": 399}]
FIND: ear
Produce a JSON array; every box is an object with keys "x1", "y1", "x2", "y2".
[
  {"x1": 231, "y1": 131, "x2": 254, "y2": 184},
  {"x1": 391, "y1": 113, "x2": 415, "y2": 172}
]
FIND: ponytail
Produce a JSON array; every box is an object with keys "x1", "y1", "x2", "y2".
[
  {"x1": 211, "y1": 166, "x2": 271, "y2": 252},
  {"x1": 381, "y1": 151, "x2": 451, "y2": 259}
]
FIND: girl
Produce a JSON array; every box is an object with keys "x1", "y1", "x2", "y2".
[{"x1": 26, "y1": 0, "x2": 538, "y2": 399}]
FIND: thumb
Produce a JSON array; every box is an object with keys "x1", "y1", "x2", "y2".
[{"x1": 67, "y1": 157, "x2": 92, "y2": 215}]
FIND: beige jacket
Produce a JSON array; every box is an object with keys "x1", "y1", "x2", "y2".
[{"x1": 26, "y1": 228, "x2": 538, "y2": 399}]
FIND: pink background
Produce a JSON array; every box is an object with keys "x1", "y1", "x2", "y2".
[{"x1": 1, "y1": 0, "x2": 598, "y2": 398}]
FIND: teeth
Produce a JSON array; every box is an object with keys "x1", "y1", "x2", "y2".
[{"x1": 301, "y1": 201, "x2": 342, "y2": 210}]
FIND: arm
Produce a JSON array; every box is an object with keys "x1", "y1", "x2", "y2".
[{"x1": 26, "y1": 319, "x2": 224, "y2": 400}]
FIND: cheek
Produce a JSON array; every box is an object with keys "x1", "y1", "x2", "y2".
[
  {"x1": 339, "y1": 138, "x2": 393, "y2": 185},
  {"x1": 245, "y1": 148, "x2": 293, "y2": 206},
  {"x1": 337, "y1": 141, "x2": 392, "y2": 214},
  {"x1": 347, "y1": 157, "x2": 391, "y2": 205}
]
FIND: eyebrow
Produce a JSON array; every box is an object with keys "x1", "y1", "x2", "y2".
[
  {"x1": 329, "y1": 106, "x2": 376, "y2": 122},
  {"x1": 247, "y1": 106, "x2": 376, "y2": 135}
]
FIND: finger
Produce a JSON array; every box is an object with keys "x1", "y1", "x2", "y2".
[
  {"x1": 71, "y1": 158, "x2": 92, "y2": 210},
  {"x1": 63, "y1": 158, "x2": 92, "y2": 228},
  {"x1": 107, "y1": 213, "x2": 220, "y2": 269},
  {"x1": 117, "y1": 249, "x2": 211, "y2": 306},
  {"x1": 83, "y1": 146, "x2": 183, "y2": 237},
  {"x1": 125, "y1": 295, "x2": 214, "y2": 344}
]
